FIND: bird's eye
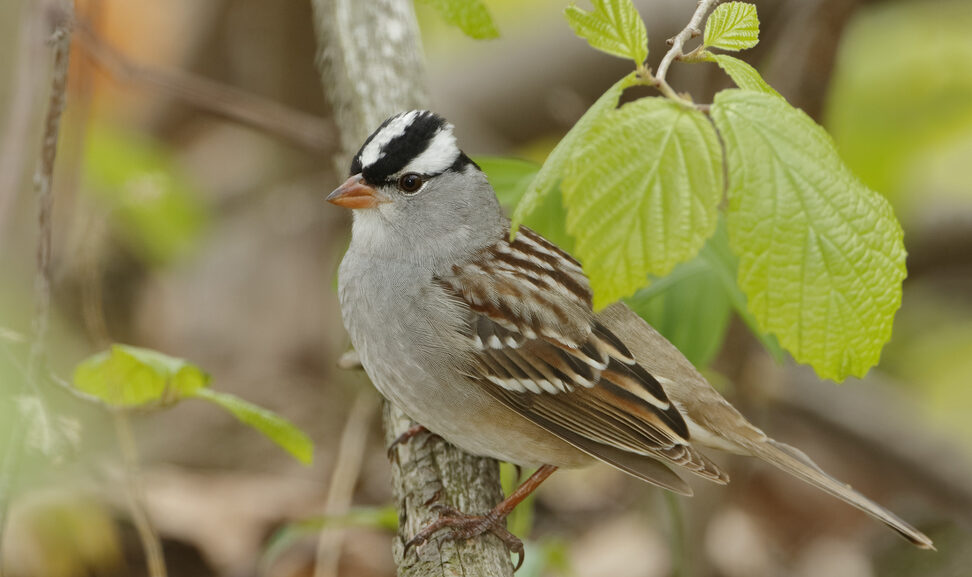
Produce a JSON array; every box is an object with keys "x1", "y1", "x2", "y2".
[{"x1": 397, "y1": 173, "x2": 424, "y2": 194}]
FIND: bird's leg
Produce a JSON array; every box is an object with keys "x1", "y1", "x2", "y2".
[
  {"x1": 386, "y1": 423, "x2": 436, "y2": 460},
  {"x1": 404, "y1": 464, "x2": 558, "y2": 571}
]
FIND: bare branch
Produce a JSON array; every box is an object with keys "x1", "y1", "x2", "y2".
[
  {"x1": 0, "y1": 0, "x2": 73, "y2": 555},
  {"x1": 28, "y1": 3, "x2": 71, "y2": 387},
  {"x1": 655, "y1": 0, "x2": 722, "y2": 83},
  {"x1": 74, "y1": 23, "x2": 336, "y2": 154}
]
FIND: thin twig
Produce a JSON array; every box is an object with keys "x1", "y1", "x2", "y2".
[
  {"x1": 656, "y1": 0, "x2": 721, "y2": 83},
  {"x1": 313, "y1": 393, "x2": 377, "y2": 577},
  {"x1": 114, "y1": 412, "x2": 168, "y2": 577},
  {"x1": 73, "y1": 23, "x2": 336, "y2": 154},
  {"x1": 648, "y1": 0, "x2": 722, "y2": 103},
  {"x1": 0, "y1": 0, "x2": 73, "y2": 556},
  {"x1": 27, "y1": 2, "x2": 72, "y2": 390}
]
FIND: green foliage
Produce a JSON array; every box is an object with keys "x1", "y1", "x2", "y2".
[
  {"x1": 510, "y1": 1, "x2": 906, "y2": 378},
  {"x1": 626, "y1": 219, "x2": 783, "y2": 367},
  {"x1": 478, "y1": 156, "x2": 573, "y2": 251},
  {"x1": 564, "y1": 0, "x2": 648, "y2": 65},
  {"x1": 626, "y1": 253, "x2": 731, "y2": 368},
  {"x1": 563, "y1": 97, "x2": 722, "y2": 309},
  {"x1": 84, "y1": 123, "x2": 207, "y2": 266},
  {"x1": 825, "y1": 0, "x2": 972, "y2": 197},
  {"x1": 511, "y1": 72, "x2": 638, "y2": 235},
  {"x1": 74, "y1": 345, "x2": 208, "y2": 407},
  {"x1": 704, "y1": 53, "x2": 779, "y2": 96},
  {"x1": 711, "y1": 90, "x2": 906, "y2": 380},
  {"x1": 477, "y1": 157, "x2": 539, "y2": 207},
  {"x1": 417, "y1": 0, "x2": 499, "y2": 39},
  {"x1": 190, "y1": 388, "x2": 314, "y2": 465},
  {"x1": 505, "y1": 1, "x2": 907, "y2": 378},
  {"x1": 73, "y1": 345, "x2": 313, "y2": 463},
  {"x1": 703, "y1": 2, "x2": 759, "y2": 52}
]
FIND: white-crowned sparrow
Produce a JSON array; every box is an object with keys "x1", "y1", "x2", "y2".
[{"x1": 329, "y1": 110, "x2": 933, "y2": 556}]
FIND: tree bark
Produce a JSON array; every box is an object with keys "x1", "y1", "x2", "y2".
[{"x1": 310, "y1": 1, "x2": 515, "y2": 575}]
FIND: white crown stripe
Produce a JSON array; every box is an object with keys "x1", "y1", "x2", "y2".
[
  {"x1": 405, "y1": 128, "x2": 460, "y2": 175},
  {"x1": 359, "y1": 111, "x2": 418, "y2": 168}
]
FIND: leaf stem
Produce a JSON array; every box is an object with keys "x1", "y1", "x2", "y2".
[{"x1": 114, "y1": 412, "x2": 168, "y2": 577}]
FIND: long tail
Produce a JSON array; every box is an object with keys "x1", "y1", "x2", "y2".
[{"x1": 747, "y1": 438, "x2": 935, "y2": 549}]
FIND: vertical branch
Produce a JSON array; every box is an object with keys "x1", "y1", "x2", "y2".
[
  {"x1": 0, "y1": 0, "x2": 73, "y2": 555},
  {"x1": 310, "y1": 1, "x2": 515, "y2": 575},
  {"x1": 28, "y1": 0, "x2": 71, "y2": 388}
]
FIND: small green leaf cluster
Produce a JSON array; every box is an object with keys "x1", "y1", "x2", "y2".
[
  {"x1": 417, "y1": 0, "x2": 499, "y2": 39},
  {"x1": 506, "y1": 1, "x2": 906, "y2": 381},
  {"x1": 73, "y1": 344, "x2": 314, "y2": 464},
  {"x1": 565, "y1": 0, "x2": 648, "y2": 66}
]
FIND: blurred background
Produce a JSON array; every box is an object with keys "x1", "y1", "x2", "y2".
[{"x1": 1, "y1": 0, "x2": 971, "y2": 576}]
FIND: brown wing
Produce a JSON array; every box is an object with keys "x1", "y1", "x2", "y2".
[{"x1": 438, "y1": 227, "x2": 728, "y2": 486}]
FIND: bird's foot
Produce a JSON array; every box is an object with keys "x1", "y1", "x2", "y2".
[
  {"x1": 386, "y1": 424, "x2": 437, "y2": 461},
  {"x1": 404, "y1": 504, "x2": 525, "y2": 570}
]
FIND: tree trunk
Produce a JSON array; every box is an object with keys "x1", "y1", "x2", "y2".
[{"x1": 310, "y1": 1, "x2": 515, "y2": 575}]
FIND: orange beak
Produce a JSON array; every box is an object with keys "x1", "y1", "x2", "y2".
[{"x1": 326, "y1": 174, "x2": 390, "y2": 209}]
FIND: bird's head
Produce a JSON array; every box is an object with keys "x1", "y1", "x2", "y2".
[{"x1": 327, "y1": 110, "x2": 505, "y2": 263}]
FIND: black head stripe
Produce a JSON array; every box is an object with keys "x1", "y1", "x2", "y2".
[
  {"x1": 452, "y1": 151, "x2": 478, "y2": 173},
  {"x1": 350, "y1": 114, "x2": 397, "y2": 176},
  {"x1": 350, "y1": 111, "x2": 452, "y2": 183}
]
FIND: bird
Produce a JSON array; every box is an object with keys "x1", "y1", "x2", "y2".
[{"x1": 327, "y1": 109, "x2": 934, "y2": 562}]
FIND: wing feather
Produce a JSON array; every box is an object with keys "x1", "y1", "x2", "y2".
[{"x1": 437, "y1": 227, "x2": 727, "y2": 484}]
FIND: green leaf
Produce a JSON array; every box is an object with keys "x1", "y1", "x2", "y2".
[
  {"x1": 711, "y1": 90, "x2": 907, "y2": 380},
  {"x1": 73, "y1": 344, "x2": 314, "y2": 463},
  {"x1": 417, "y1": 0, "x2": 499, "y2": 39},
  {"x1": 624, "y1": 217, "x2": 782, "y2": 366},
  {"x1": 706, "y1": 54, "x2": 779, "y2": 96},
  {"x1": 564, "y1": 0, "x2": 648, "y2": 64},
  {"x1": 626, "y1": 256, "x2": 731, "y2": 368},
  {"x1": 189, "y1": 388, "x2": 314, "y2": 465},
  {"x1": 704, "y1": 1, "x2": 759, "y2": 52},
  {"x1": 73, "y1": 344, "x2": 209, "y2": 407},
  {"x1": 84, "y1": 123, "x2": 207, "y2": 266},
  {"x1": 477, "y1": 157, "x2": 540, "y2": 208},
  {"x1": 479, "y1": 156, "x2": 575, "y2": 251},
  {"x1": 511, "y1": 72, "x2": 638, "y2": 235},
  {"x1": 562, "y1": 97, "x2": 723, "y2": 309},
  {"x1": 698, "y1": 218, "x2": 785, "y2": 361}
]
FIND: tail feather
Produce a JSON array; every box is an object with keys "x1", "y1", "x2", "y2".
[{"x1": 750, "y1": 438, "x2": 935, "y2": 550}]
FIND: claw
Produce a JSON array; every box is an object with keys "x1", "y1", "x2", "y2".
[
  {"x1": 387, "y1": 424, "x2": 432, "y2": 461},
  {"x1": 401, "y1": 465, "x2": 558, "y2": 572}
]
